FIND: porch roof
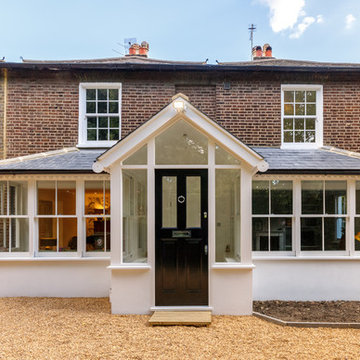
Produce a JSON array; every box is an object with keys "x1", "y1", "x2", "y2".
[{"x1": 0, "y1": 146, "x2": 360, "y2": 174}]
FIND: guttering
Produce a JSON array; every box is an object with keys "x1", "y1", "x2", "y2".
[{"x1": 260, "y1": 169, "x2": 360, "y2": 175}]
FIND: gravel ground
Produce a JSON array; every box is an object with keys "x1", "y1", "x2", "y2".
[{"x1": 0, "y1": 298, "x2": 359, "y2": 360}]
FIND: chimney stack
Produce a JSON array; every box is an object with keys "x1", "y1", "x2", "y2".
[
  {"x1": 127, "y1": 41, "x2": 149, "y2": 57},
  {"x1": 252, "y1": 43, "x2": 274, "y2": 60}
]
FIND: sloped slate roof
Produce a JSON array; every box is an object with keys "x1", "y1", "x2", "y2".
[
  {"x1": 253, "y1": 147, "x2": 360, "y2": 174},
  {"x1": 1, "y1": 147, "x2": 360, "y2": 174}
]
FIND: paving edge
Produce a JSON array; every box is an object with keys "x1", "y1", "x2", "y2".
[{"x1": 253, "y1": 311, "x2": 360, "y2": 329}]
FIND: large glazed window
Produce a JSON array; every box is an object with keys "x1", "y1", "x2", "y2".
[
  {"x1": 252, "y1": 180, "x2": 293, "y2": 252},
  {"x1": 122, "y1": 170, "x2": 147, "y2": 263},
  {"x1": 84, "y1": 180, "x2": 111, "y2": 252},
  {"x1": 79, "y1": 83, "x2": 121, "y2": 147},
  {"x1": 282, "y1": 85, "x2": 323, "y2": 148},
  {"x1": 0, "y1": 181, "x2": 28, "y2": 253},
  {"x1": 301, "y1": 181, "x2": 346, "y2": 251},
  {"x1": 37, "y1": 181, "x2": 77, "y2": 253},
  {"x1": 215, "y1": 169, "x2": 240, "y2": 262}
]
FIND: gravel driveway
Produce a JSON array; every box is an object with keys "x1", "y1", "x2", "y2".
[{"x1": 0, "y1": 298, "x2": 359, "y2": 360}]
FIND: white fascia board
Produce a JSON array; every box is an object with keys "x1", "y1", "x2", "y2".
[{"x1": 94, "y1": 96, "x2": 268, "y2": 172}]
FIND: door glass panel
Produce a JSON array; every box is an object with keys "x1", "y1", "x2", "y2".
[
  {"x1": 123, "y1": 145, "x2": 147, "y2": 165},
  {"x1": 162, "y1": 176, "x2": 177, "y2": 228},
  {"x1": 215, "y1": 144, "x2": 240, "y2": 165},
  {"x1": 186, "y1": 177, "x2": 201, "y2": 228},
  {"x1": 155, "y1": 120, "x2": 208, "y2": 164}
]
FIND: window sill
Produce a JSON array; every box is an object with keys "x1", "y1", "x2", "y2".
[
  {"x1": 77, "y1": 141, "x2": 118, "y2": 149},
  {"x1": 280, "y1": 143, "x2": 321, "y2": 150},
  {"x1": 0, "y1": 257, "x2": 110, "y2": 262},
  {"x1": 107, "y1": 264, "x2": 151, "y2": 270},
  {"x1": 211, "y1": 264, "x2": 255, "y2": 270},
  {"x1": 253, "y1": 256, "x2": 360, "y2": 261}
]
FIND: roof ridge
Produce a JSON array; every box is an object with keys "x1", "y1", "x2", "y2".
[{"x1": 0, "y1": 147, "x2": 79, "y2": 165}]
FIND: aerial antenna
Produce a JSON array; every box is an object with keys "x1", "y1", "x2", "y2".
[
  {"x1": 248, "y1": 24, "x2": 256, "y2": 60},
  {"x1": 123, "y1": 38, "x2": 137, "y2": 52}
]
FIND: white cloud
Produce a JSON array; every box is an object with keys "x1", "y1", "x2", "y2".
[
  {"x1": 289, "y1": 16, "x2": 315, "y2": 39},
  {"x1": 316, "y1": 15, "x2": 324, "y2": 24},
  {"x1": 261, "y1": 0, "x2": 305, "y2": 32},
  {"x1": 345, "y1": 14, "x2": 356, "y2": 29}
]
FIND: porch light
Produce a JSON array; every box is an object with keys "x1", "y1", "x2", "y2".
[{"x1": 173, "y1": 100, "x2": 186, "y2": 112}]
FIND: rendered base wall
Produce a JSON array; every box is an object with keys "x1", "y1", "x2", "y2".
[
  {"x1": 0, "y1": 260, "x2": 111, "y2": 297},
  {"x1": 253, "y1": 259, "x2": 360, "y2": 301}
]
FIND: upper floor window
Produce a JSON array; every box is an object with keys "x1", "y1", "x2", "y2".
[
  {"x1": 281, "y1": 85, "x2": 323, "y2": 149},
  {"x1": 78, "y1": 83, "x2": 122, "y2": 147}
]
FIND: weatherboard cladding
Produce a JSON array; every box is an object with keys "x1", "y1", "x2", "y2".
[{"x1": 1, "y1": 148, "x2": 360, "y2": 174}]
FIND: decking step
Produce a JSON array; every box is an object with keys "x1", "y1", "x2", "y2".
[{"x1": 149, "y1": 311, "x2": 212, "y2": 326}]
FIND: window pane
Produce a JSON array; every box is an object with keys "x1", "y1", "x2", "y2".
[
  {"x1": 305, "y1": 131, "x2": 316, "y2": 143},
  {"x1": 306, "y1": 118, "x2": 315, "y2": 130},
  {"x1": 86, "y1": 102, "x2": 96, "y2": 113},
  {"x1": 295, "y1": 91, "x2": 305, "y2": 102},
  {"x1": 356, "y1": 182, "x2": 360, "y2": 214},
  {"x1": 110, "y1": 116, "x2": 119, "y2": 128},
  {"x1": 252, "y1": 217, "x2": 268, "y2": 251},
  {"x1": 97, "y1": 89, "x2": 107, "y2": 100},
  {"x1": 57, "y1": 181, "x2": 76, "y2": 215},
  {"x1": 294, "y1": 118, "x2": 304, "y2": 130},
  {"x1": 155, "y1": 120, "x2": 208, "y2": 165},
  {"x1": 109, "y1": 129, "x2": 119, "y2": 140},
  {"x1": 294, "y1": 131, "x2": 304, "y2": 143},
  {"x1": 302, "y1": 181, "x2": 323, "y2": 214},
  {"x1": 295, "y1": 104, "x2": 305, "y2": 115},
  {"x1": 38, "y1": 181, "x2": 55, "y2": 215},
  {"x1": 98, "y1": 129, "x2": 108, "y2": 141},
  {"x1": 86, "y1": 89, "x2": 96, "y2": 101},
  {"x1": 98, "y1": 117, "x2": 108, "y2": 128},
  {"x1": 306, "y1": 103, "x2": 316, "y2": 115},
  {"x1": 215, "y1": 144, "x2": 240, "y2": 165},
  {"x1": 86, "y1": 218, "x2": 105, "y2": 251},
  {"x1": 123, "y1": 145, "x2": 147, "y2": 165},
  {"x1": 0, "y1": 219, "x2": 9, "y2": 252},
  {"x1": 306, "y1": 91, "x2": 316, "y2": 102},
  {"x1": 283, "y1": 131, "x2": 293, "y2": 143},
  {"x1": 325, "y1": 181, "x2": 346, "y2": 214},
  {"x1": 324, "y1": 218, "x2": 346, "y2": 251},
  {"x1": 284, "y1": 118, "x2": 293, "y2": 130},
  {"x1": 87, "y1": 117, "x2": 97, "y2": 128},
  {"x1": 271, "y1": 180, "x2": 292, "y2": 214},
  {"x1": 85, "y1": 181, "x2": 104, "y2": 215},
  {"x1": 39, "y1": 218, "x2": 57, "y2": 251},
  {"x1": 59, "y1": 218, "x2": 77, "y2": 252},
  {"x1": 270, "y1": 218, "x2": 292, "y2": 251},
  {"x1": 109, "y1": 102, "x2": 118, "y2": 114},
  {"x1": 97, "y1": 102, "x2": 107, "y2": 113},
  {"x1": 216, "y1": 169, "x2": 240, "y2": 262},
  {"x1": 9, "y1": 181, "x2": 27, "y2": 215},
  {"x1": 123, "y1": 170, "x2": 147, "y2": 262},
  {"x1": 105, "y1": 218, "x2": 111, "y2": 252},
  {"x1": 87, "y1": 129, "x2": 97, "y2": 141},
  {"x1": 284, "y1": 104, "x2": 294, "y2": 115},
  {"x1": 252, "y1": 181, "x2": 269, "y2": 214},
  {"x1": 161, "y1": 176, "x2": 177, "y2": 228},
  {"x1": 0, "y1": 181, "x2": 7, "y2": 215},
  {"x1": 109, "y1": 89, "x2": 118, "y2": 100},
  {"x1": 284, "y1": 91, "x2": 294, "y2": 102},
  {"x1": 105, "y1": 181, "x2": 110, "y2": 215},
  {"x1": 355, "y1": 218, "x2": 360, "y2": 251},
  {"x1": 186, "y1": 177, "x2": 201, "y2": 228},
  {"x1": 301, "y1": 217, "x2": 322, "y2": 251}
]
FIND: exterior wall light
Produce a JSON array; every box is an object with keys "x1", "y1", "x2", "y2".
[{"x1": 173, "y1": 100, "x2": 186, "y2": 112}]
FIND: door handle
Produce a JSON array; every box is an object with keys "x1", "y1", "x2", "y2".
[
  {"x1": 203, "y1": 211, "x2": 207, "y2": 219},
  {"x1": 204, "y1": 245, "x2": 208, "y2": 255}
]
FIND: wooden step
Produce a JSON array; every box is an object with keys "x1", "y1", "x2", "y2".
[{"x1": 149, "y1": 311, "x2": 212, "y2": 326}]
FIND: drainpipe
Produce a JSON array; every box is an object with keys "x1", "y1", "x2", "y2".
[{"x1": 2, "y1": 68, "x2": 7, "y2": 159}]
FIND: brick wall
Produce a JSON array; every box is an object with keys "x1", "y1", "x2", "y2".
[
  {"x1": 4, "y1": 69, "x2": 360, "y2": 158},
  {"x1": 0, "y1": 70, "x2": 4, "y2": 158}
]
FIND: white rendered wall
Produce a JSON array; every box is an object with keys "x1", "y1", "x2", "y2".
[
  {"x1": 253, "y1": 259, "x2": 360, "y2": 301},
  {"x1": 0, "y1": 260, "x2": 110, "y2": 297}
]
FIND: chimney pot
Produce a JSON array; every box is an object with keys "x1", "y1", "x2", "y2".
[
  {"x1": 139, "y1": 41, "x2": 149, "y2": 57},
  {"x1": 255, "y1": 46, "x2": 262, "y2": 57},
  {"x1": 129, "y1": 43, "x2": 140, "y2": 56}
]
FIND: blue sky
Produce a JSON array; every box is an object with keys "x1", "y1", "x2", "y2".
[{"x1": 0, "y1": 0, "x2": 359, "y2": 64}]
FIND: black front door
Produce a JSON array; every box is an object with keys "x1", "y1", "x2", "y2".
[{"x1": 155, "y1": 169, "x2": 208, "y2": 306}]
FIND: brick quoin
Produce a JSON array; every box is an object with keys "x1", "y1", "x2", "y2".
[{"x1": 4, "y1": 70, "x2": 360, "y2": 158}]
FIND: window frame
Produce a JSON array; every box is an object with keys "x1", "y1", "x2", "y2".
[
  {"x1": 78, "y1": 82, "x2": 122, "y2": 148},
  {"x1": 281, "y1": 84, "x2": 323, "y2": 149}
]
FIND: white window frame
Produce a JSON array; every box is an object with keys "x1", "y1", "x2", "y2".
[
  {"x1": 281, "y1": 84, "x2": 323, "y2": 149},
  {"x1": 78, "y1": 82, "x2": 122, "y2": 148}
]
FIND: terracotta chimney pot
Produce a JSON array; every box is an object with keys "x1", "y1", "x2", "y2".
[
  {"x1": 139, "y1": 41, "x2": 149, "y2": 57},
  {"x1": 255, "y1": 46, "x2": 262, "y2": 57},
  {"x1": 129, "y1": 43, "x2": 140, "y2": 55}
]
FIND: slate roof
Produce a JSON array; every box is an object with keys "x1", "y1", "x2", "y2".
[{"x1": 1, "y1": 146, "x2": 360, "y2": 174}]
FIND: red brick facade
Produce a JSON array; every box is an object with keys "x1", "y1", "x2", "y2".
[{"x1": 3, "y1": 69, "x2": 360, "y2": 158}]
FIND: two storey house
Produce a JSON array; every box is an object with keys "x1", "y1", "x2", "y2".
[{"x1": 0, "y1": 44, "x2": 360, "y2": 315}]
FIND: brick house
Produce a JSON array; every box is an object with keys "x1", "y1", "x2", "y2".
[{"x1": 1, "y1": 44, "x2": 360, "y2": 315}]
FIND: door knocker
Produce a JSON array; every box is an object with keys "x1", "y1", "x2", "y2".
[{"x1": 178, "y1": 195, "x2": 185, "y2": 204}]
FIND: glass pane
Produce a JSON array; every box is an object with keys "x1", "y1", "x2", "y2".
[
  {"x1": 98, "y1": 129, "x2": 108, "y2": 140},
  {"x1": 301, "y1": 217, "x2": 322, "y2": 251},
  {"x1": 284, "y1": 104, "x2": 294, "y2": 115},
  {"x1": 295, "y1": 131, "x2": 304, "y2": 142},
  {"x1": 306, "y1": 103, "x2": 316, "y2": 115},
  {"x1": 270, "y1": 218, "x2": 292, "y2": 251},
  {"x1": 324, "y1": 218, "x2": 346, "y2": 251},
  {"x1": 109, "y1": 129, "x2": 119, "y2": 141},
  {"x1": 99, "y1": 117, "x2": 108, "y2": 128},
  {"x1": 104, "y1": 181, "x2": 110, "y2": 215},
  {"x1": 325, "y1": 181, "x2": 346, "y2": 214},
  {"x1": 284, "y1": 118, "x2": 293, "y2": 130},
  {"x1": 105, "y1": 218, "x2": 111, "y2": 252},
  {"x1": 356, "y1": 182, "x2": 360, "y2": 214},
  {"x1": 162, "y1": 176, "x2": 177, "y2": 228},
  {"x1": 302, "y1": 181, "x2": 323, "y2": 214},
  {"x1": 283, "y1": 131, "x2": 293, "y2": 143},
  {"x1": 110, "y1": 117, "x2": 119, "y2": 128},
  {"x1": 215, "y1": 144, "x2": 240, "y2": 165},
  {"x1": 87, "y1": 129, "x2": 97, "y2": 141},
  {"x1": 109, "y1": 102, "x2": 118, "y2": 114},
  {"x1": 122, "y1": 170, "x2": 147, "y2": 262},
  {"x1": 38, "y1": 181, "x2": 55, "y2": 215},
  {"x1": 216, "y1": 169, "x2": 240, "y2": 262},
  {"x1": 86, "y1": 102, "x2": 95, "y2": 113},
  {"x1": 155, "y1": 120, "x2": 208, "y2": 165},
  {"x1": 57, "y1": 181, "x2": 76, "y2": 215},
  {"x1": 86, "y1": 89, "x2": 96, "y2": 101},
  {"x1": 9, "y1": 181, "x2": 27, "y2": 215},
  {"x1": 85, "y1": 181, "x2": 104, "y2": 215},
  {"x1": 39, "y1": 218, "x2": 57, "y2": 252},
  {"x1": 284, "y1": 91, "x2": 294, "y2": 102},
  {"x1": 306, "y1": 91, "x2": 316, "y2": 102},
  {"x1": 0, "y1": 181, "x2": 7, "y2": 215},
  {"x1": 87, "y1": 117, "x2": 97, "y2": 128},
  {"x1": 123, "y1": 145, "x2": 147, "y2": 165},
  {"x1": 306, "y1": 118, "x2": 315, "y2": 130},
  {"x1": 252, "y1": 181, "x2": 269, "y2": 214},
  {"x1": 294, "y1": 118, "x2": 304, "y2": 130},
  {"x1": 305, "y1": 131, "x2": 316, "y2": 143},
  {"x1": 186, "y1": 177, "x2": 201, "y2": 228},
  {"x1": 97, "y1": 102, "x2": 107, "y2": 113},
  {"x1": 109, "y1": 89, "x2": 118, "y2": 101},
  {"x1": 355, "y1": 218, "x2": 360, "y2": 251},
  {"x1": 0, "y1": 219, "x2": 9, "y2": 252},
  {"x1": 10, "y1": 218, "x2": 29, "y2": 252},
  {"x1": 97, "y1": 89, "x2": 107, "y2": 100},
  {"x1": 86, "y1": 218, "x2": 105, "y2": 252},
  {"x1": 271, "y1": 180, "x2": 292, "y2": 214},
  {"x1": 295, "y1": 104, "x2": 305, "y2": 115},
  {"x1": 252, "y1": 217, "x2": 268, "y2": 251},
  {"x1": 295, "y1": 91, "x2": 305, "y2": 102},
  {"x1": 59, "y1": 218, "x2": 77, "y2": 252}
]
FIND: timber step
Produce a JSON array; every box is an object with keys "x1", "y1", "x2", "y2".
[{"x1": 149, "y1": 311, "x2": 212, "y2": 326}]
